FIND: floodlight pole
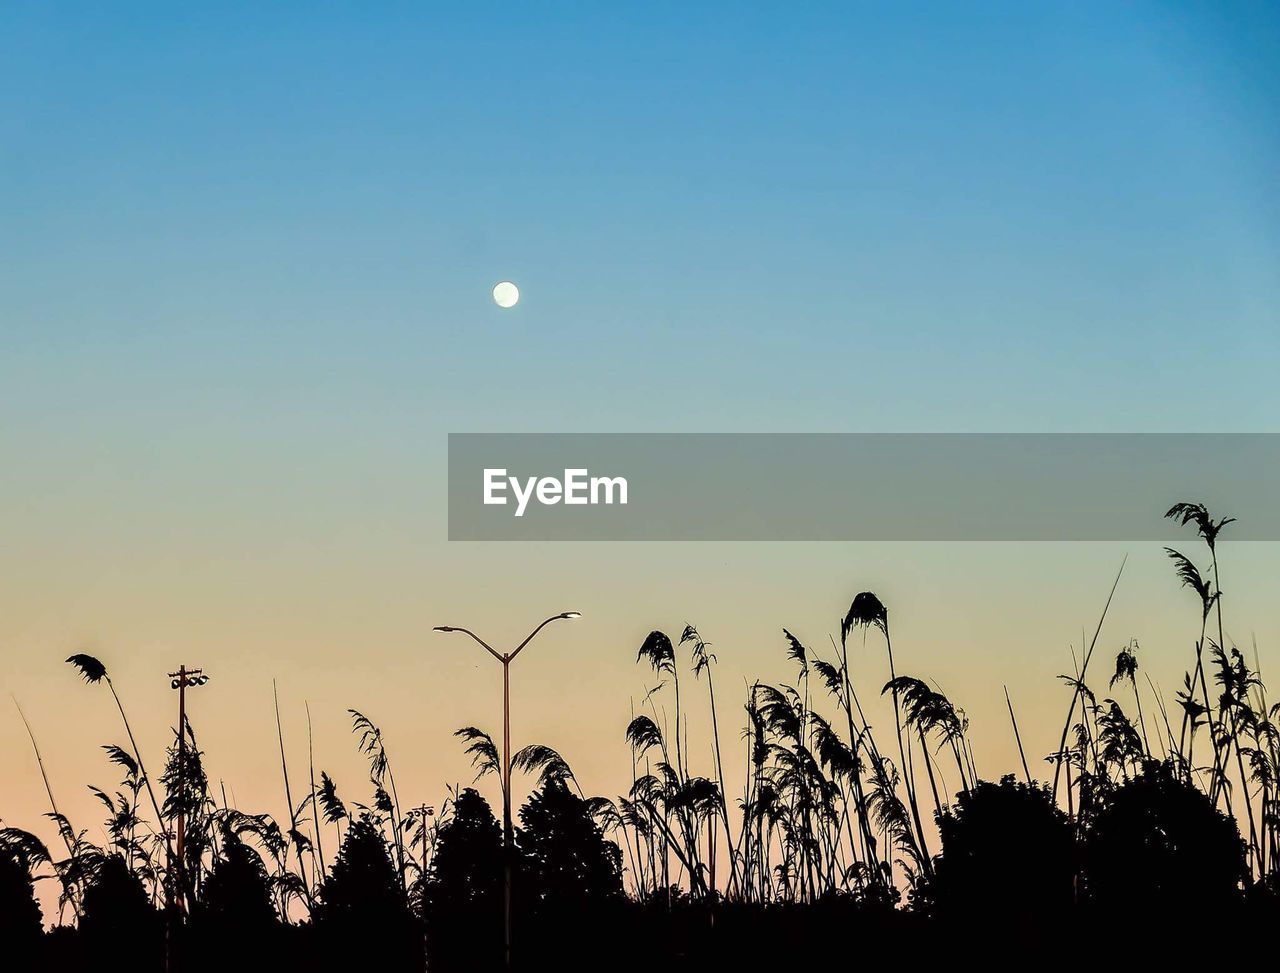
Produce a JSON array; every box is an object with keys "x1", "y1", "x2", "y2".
[{"x1": 168, "y1": 666, "x2": 208, "y2": 910}]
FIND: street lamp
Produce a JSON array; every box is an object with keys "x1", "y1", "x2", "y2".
[{"x1": 432, "y1": 611, "x2": 580, "y2": 970}]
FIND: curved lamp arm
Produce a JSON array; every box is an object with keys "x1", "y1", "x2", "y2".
[
  {"x1": 433, "y1": 626, "x2": 504, "y2": 663},
  {"x1": 509, "y1": 611, "x2": 581, "y2": 662}
]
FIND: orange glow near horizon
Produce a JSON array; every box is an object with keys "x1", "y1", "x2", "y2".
[{"x1": 4, "y1": 537, "x2": 1278, "y2": 922}]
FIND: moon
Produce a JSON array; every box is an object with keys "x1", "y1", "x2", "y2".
[{"x1": 492, "y1": 281, "x2": 520, "y2": 308}]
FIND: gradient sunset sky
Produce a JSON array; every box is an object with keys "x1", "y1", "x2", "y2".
[{"x1": 3, "y1": 1, "x2": 1279, "y2": 908}]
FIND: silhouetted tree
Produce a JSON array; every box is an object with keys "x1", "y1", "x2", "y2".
[
  {"x1": 519, "y1": 779, "x2": 623, "y2": 904},
  {"x1": 428, "y1": 788, "x2": 504, "y2": 908},
  {"x1": 185, "y1": 831, "x2": 279, "y2": 970},
  {"x1": 197, "y1": 830, "x2": 277, "y2": 928},
  {"x1": 79, "y1": 853, "x2": 161, "y2": 964},
  {"x1": 516, "y1": 780, "x2": 625, "y2": 967},
  {"x1": 0, "y1": 847, "x2": 44, "y2": 964},
  {"x1": 424, "y1": 788, "x2": 505, "y2": 971},
  {"x1": 1083, "y1": 760, "x2": 1247, "y2": 914},
  {"x1": 929, "y1": 776, "x2": 1073, "y2": 930},
  {"x1": 312, "y1": 814, "x2": 414, "y2": 966},
  {"x1": 316, "y1": 815, "x2": 407, "y2": 920}
]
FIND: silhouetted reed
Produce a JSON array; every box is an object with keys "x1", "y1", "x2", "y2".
[{"x1": 3, "y1": 499, "x2": 1278, "y2": 971}]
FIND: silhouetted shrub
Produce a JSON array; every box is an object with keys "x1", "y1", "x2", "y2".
[
  {"x1": 199, "y1": 832, "x2": 277, "y2": 929},
  {"x1": 312, "y1": 815, "x2": 416, "y2": 968},
  {"x1": 519, "y1": 779, "x2": 623, "y2": 905},
  {"x1": 424, "y1": 788, "x2": 505, "y2": 971},
  {"x1": 79, "y1": 853, "x2": 161, "y2": 942},
  {"x1": 930, "y1": 775, "x2": 1074, "y2": 928},
  {"x1": 1083, "y1": 760, "x2": 1247, "y2": 914},
  {"x1": 70, "y1": 853, "x2": 163, "y2": 971},
  {"x1": 186, "y1": 831, "x2": 280, "y2": 970},
  {"x1": 0, "y1": 848, "x2": 44, "y2": 965},
  {"x1": 428, "y1": 788, "x2": 505, "y2": 909},
  {"x1": 513, "y1": 779, "x2": 626, "y2": 967}
]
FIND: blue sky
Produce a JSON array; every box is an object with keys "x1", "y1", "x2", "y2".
[
  {"x1": 4, "y1": 1, "x2": 1278, "y2": 443},
  {"x1": 3, "y1": 2, "x2": 1280, "y2": 880}
]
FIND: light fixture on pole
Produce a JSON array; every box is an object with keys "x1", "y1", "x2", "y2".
[
  {"x1": 431, "y1": 611, "x2": 580, "y2": 970},
  {"x1": 168, "y1": 665, "x2": 210, "y2": 913}
]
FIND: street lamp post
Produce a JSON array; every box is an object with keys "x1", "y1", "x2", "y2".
[{"x1": 432, "y1": 611, "x2": 580, "y2": 970}]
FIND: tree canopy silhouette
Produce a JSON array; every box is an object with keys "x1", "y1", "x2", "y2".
[
  {"x1": 427, "y1": 788, "x2": 504, "y2": 910},
  {"x1": 0, "y1": 846, "x2": 44, "y2": 963},
  {"x1": 929, "y1": 775, "x2": 1074, "y2": 928},
  {"x1": 424, "y1": 788, "x2": 505, "y2": 971},
  {"x1": 313, "y1": 814, "x2": 415, "y2": 966},
  {"x1": 183, "y1": 830, "x2": 280, "y2": 971},
  {"x1": 78, "y1": 853, "x2": 161, "y2": 960},
  {"x1": 518, "y1": 778, "x2": 623, "y2": 905},
  {"x1": 316, "y1": 814, "x2": 409, "y2": 922},
  {"x1": 195, "y1": 829, "x2": 277, "y2": 931},
  {"x1": 1083, "y1": 760, "x2": 1247, "y2": 914}
]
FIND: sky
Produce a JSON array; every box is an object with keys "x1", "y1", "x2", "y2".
[{"x1": 2, "y1": 1, "x2": 1279, "y2": 915}]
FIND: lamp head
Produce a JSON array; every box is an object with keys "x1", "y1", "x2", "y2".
[{"x1": 560, "y1": 612, "x2": 582, "y2": 620}]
